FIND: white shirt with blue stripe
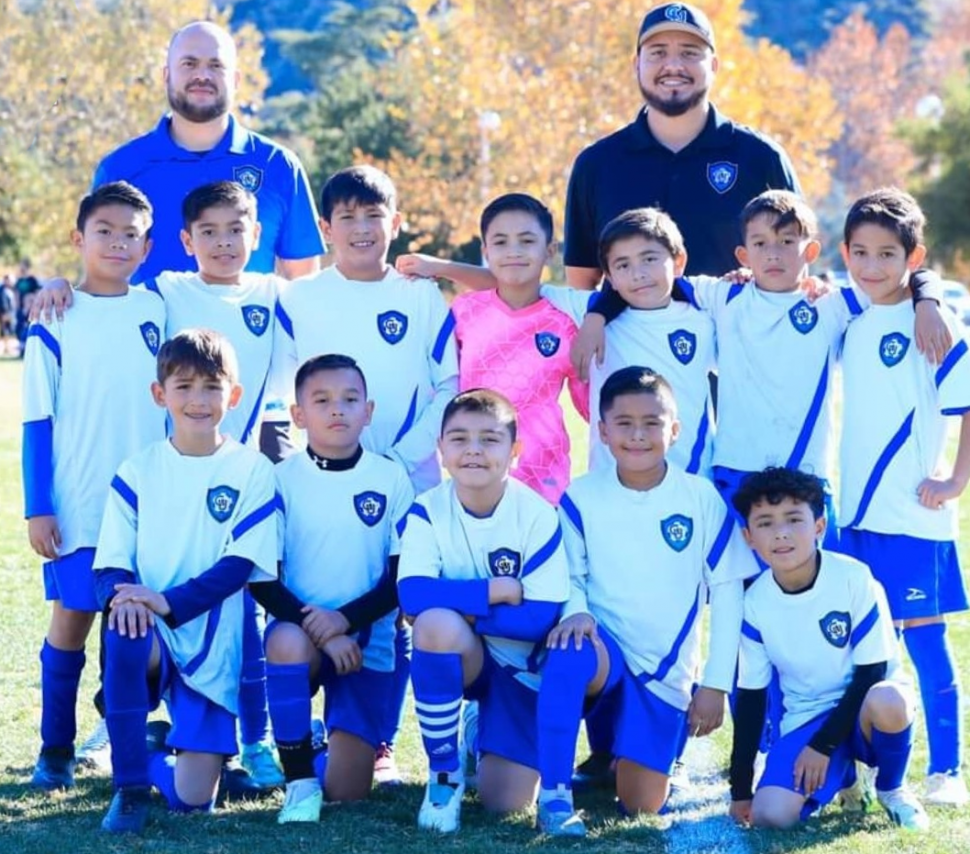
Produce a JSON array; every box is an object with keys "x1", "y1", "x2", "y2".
[
  {"x1": 144, "y1": 271, "x2": 288, "y2": 445},
  {"x1": 738, "y1": 549, "x2": 901, "y2": 736},
  {"x1": 93, "y1": 438, "x2": 278, "y2": 713},
  {"x1": 276, "y1": 267, "x2": 459, "y2": 493},
  {"x1": 397, "y1": 478, "x2": 569, "y2": 691},
  {"x1": 680, "y1": 277, "x2": 864, "y2": 479},
  {"x1": 21, "y1": 289, "x2": 167, "y2": 556},
  {"x1": 839, "y1": 301, "x2": 970, "y2": 540},
  {"x1": 275, "y1": 450, "x2": 413, "y2": 673},
  {"x1": 559, "y1": 464, "x2": 758, "y2": 711}
]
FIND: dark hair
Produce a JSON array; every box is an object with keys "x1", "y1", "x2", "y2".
[
  {"x1": 740, "y1": 190, "x2": 817, "y2": 240},
  {"x1": 731, "y1": 466, "x2": 826, "y2": 523},
  {"x1": 182, "y1": 180, "x2": 257, "y2": 229},
  {"x1": 320, "y1": 165, "x2": 397, "y2": 222},
  {"x1": 843, "y1": 187, "x2": 926, "y2": 256},
  {"x1": 156, "y1": 328, "x2": 239, "y2": 385},
  {"x1": 76, "y1": 181, "x2": 153, "y2": 236},
  {"x1": 441, "y1": 388, "x2": 517, "y2": 443},
  {"x1": 598, "y1": 366, "x2": 677, "y2": 420},
  {"x1": 598, "y1": 208, "x2": 685, "y2": 272},
  {"x1": 294, "y1": 353, "x2": 368, "y2": 399},
  {"x1": 480, "y1": 193, "x2": 554, "y2": 244}
]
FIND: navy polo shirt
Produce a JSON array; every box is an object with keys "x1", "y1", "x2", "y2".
[
  {"x1": 564, "y1": 106, "x2": 800, "y2": 277},
  {"x1": 93, "y1": 115, "x2": 324, "y2": 283}
]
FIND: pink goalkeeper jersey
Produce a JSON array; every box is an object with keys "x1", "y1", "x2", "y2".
[{"x1": 452, "y1": 289, "x2": 589, "y2": 503}]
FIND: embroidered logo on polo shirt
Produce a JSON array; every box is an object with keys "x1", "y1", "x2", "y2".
[
  {"x1": 354, "y1": 491, "x2": 387, "y2": 527},
  {"x1": 819, "y1": 610, "x2": 851, "y2": 648},
  {"x1": 488, "y1": 548, "x2": 522, "y2": 577},
  {"x1": 789, "y1": 300, "x2": 818, "y2": 335},
  {"x1": 668, "y1": 329, "x2": 696, "y2": 365},
  {"x1": 879, "y1": 332, "x2": 910, "y2": 367},
  {"x1": 241, "y1": 304, "x2": 270, "y2": 337},
  {"x1": 661, "y1": 514, "x2": 693, "y2": 552},
  {"x1": 535, "y1": 331, "x2": 561, "y2": 357},
  {"x1": 665, "y1": 4, "x2": 688, "y2": 21},
  {"x1": 139, "y1": 321, "x2": 161, "y2": 355},
  {"x1": 377, "y1": 310, "x2": 408, "y2": 344},
  {"x1": 707, "y1": 162, "x2": 738, "y2": 194},
  {"x1": 207, "y1": 485, "x2": 240, "y2": 523},
  {"x1": 233, "y1": 165, "x2": 263, "y2": 194}
]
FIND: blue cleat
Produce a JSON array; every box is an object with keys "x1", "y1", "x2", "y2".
[
  {"x1": 31, "y1": 747, "x2": 76, "y2": 791},
  {"x1": 537, "y1": 800, "x2": 587, "y2": 837},
  {"x1": 101, "y1": 785, "x2": 152, "y2": 834}
]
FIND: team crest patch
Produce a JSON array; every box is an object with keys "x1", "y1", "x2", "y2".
[
  {"x1": 789, "y1": 300, "x2": 818, "y2": 335},
  {"x1": 353, "y1": 491, "x2": 387, "y2": 527},
  {"x1": 819, "y1": 611, "x2": 851, "y2": 649},
  {"x1": 233, "y1": 165, "x2": 263, "y2": 194},
  {"x1": 488, "y1": 548, "x2": 522, "y2": 578},
  {"x1": 665, "y1": 3, "x2": 689, "y2": 21},
  {"x1": 660, "y1": 514, "x2": 693, "y2": 552},
  {"x1": 707, "y1": 161, "x2": 738, "y2": 194},
  {"x1": 207, "y1": 485, "x2": 240, "y2": 523},
  {"x1": 241, "y1": 304, "x2": 270, "y2": 337},
  {"x1": 668, "y1": 329, "x2": 697, "y2": 365},
  {"x1": 377, "y1": 311, "x2": 408, "y2": 344},
  {"x1": 880, "y1": 333, "x2": 910, "y2": 367},
  {"x1": 535, "y1": 331, "x2": 561, "y2": 357},
  {"x1": 139, "y1": 321, "x2": 161, "y2": 355}
]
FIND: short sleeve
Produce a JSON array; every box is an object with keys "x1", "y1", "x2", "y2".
[
  {"x1": 389, "y1": 467, "x2": 416, "y2": 557},
  {"x1": 563, "y1": 151, "x2": 599, "y2": 270},
  {"x1": 93, "y1": 462, "x2": 140, "y2": 573},
  {"x1": 539, "y1": 284, "x2": 596, "y2": 327},
  {"x1": 700, "y1": 482, "x2": 760, "y2": 586},
  {"x1": 224, "y1": 457, "x2": 279, "y2": 583},
  {"x1": 934, "y1": 322, "x2": 970, "y2": 416},
  {"x1": 397, "y1": 501, "x2": 443, "y2": 581},
  {"x1": 737, "y1": 601, "x2": 772, "y2": 691},
  {"x1": 850, "y1": 571, "x2": 897, "y2": 667},
  {"x1": 520, "y1": 508, "x2": 569, "y2": 605},
  {"x1": 558, "y1": 492, "x2": 591, "y2": 619},
  {"x1": 274, "y1": 158, "x2": 325, "y2": 260}
]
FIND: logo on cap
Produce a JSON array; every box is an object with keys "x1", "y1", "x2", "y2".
[{"x1": 665, "y1": 3, "x2": 689, "y2": 22}]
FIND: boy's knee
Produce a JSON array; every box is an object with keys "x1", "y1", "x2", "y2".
[
  {"x1": 265, "y1": 623, "x2": 313, "y2": 664},
  {"x1": 751, "y1": 793, "x2": 801, "y2": 829},
  {"x1": 864, "y1": 682, "x2": 913, "y2": 731},
  {"x1": 412, "y1": 609, "x2": 469, "y2": 651}
]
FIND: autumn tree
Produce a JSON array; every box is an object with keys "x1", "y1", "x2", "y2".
[{"x1": 0, "y1": 0, "x2": 266, "y2": 269}]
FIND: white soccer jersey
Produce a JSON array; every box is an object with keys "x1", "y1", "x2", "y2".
[
  {"x1": 682, "y1": 278, "x2": 863, "y2": 478},
  {"x1": 397, "y1": 478, "x2": 569, "y2": 690},
  {"x1": 275, "y1": 451, "x2": 413, "y2": 672},
  {"x1": 21, "y1": 289, "x2": 166, "y2": 555},
  {"x1": 144, "y1": 271, "x2": 288, "y2": 446},
  {"x1": 277, "y1": 267, "x2": 459, "y2": 493},
  {"x1": 94, "y1": 439, "x2": 278, "y2": 713},
  {"x1": 738, "y1": 549, "x2": 900, "y2": 735},
  {"x1": 539, "y1": 285, "x2": 715, "y2": 476},
  {"x1": 559, "y1": 464, "x2": 758, "y2": 711},
  {"x1": 839, "y1": 302, "x2": 970, "y2": 540}
]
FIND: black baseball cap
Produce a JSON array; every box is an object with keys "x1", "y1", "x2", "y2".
[{"x1": 637, "y1": 3, "x2": 716, "y2": 51}]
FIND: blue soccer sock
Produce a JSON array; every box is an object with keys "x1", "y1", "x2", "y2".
[
  {"x1": 39, "y1": 641, "x2": 85, "y2": 751},
  {"x1": 148, "y1": 752, "x2": 214, "y2": 813},
  {"x1": 103, "y1": 628, "x2": 152, "y2": 788},
  {"x1": 584, "y1": 701, "x2": 614, "y2": 756},
  {"x1": 411, "y1": 649, "x2": 463, "y2": 775},
  {"x1": 379, "y1": 624, "x2": 412, "y2": 747},
  {"x1": 904, "y1": 622, "x2": 963, "y2": 775},
  {"x1": 238, "y1": 593, "x2": 269, "y2": 746},
  {"x1": 871, "y1": 724, "x2": 913, "y2": 792},
  {"x1": 265, "y1": 661, "x2": 313, "y2": 781},
  {"x1": 537, "y1": 642, "x2": 599, "y2": 793}
]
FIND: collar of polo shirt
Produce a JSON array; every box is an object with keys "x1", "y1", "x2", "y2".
[
  {"x1": 145, "y1": 113, "x2": 252, "y2": 160},
  {"x1": 627, "y1": 104, "x2": 735, "y2": 151}
]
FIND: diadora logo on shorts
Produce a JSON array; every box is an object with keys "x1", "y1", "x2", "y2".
[
  {"x1": 660, "y1": 514, "x2": 693, "y2": 552},
  {"x1": 665, "y1": 4, "x2": 688, "y2": 22},
  {"x1": 707, "y1": 162, "x2": 738, "y2": 194},
  {"x1": 905, "y1": 587, "x2": 927, "y2": 602},
  {"x1": 488, "y1": 548, "x2": 522, "y2": 578},
  {"x1": 140, "y1": 321, "x2": 161, "y2": 355},
  {"x1": 668, "y1": 329, "x2": 696, "y2": 365},
  {"x1": 819, "y1": 610, "x2": 851, "y2": 648},
  {"x1": 377, "y1": 310, "x2": 408, "y2": 344},
  {"x1": 207, "y1": 485, "x2": 240, "y2": 523},
  {"x1": 879, "y1": 332, "x2": 910, "y2": 367},
  {"x1": 353, "y1": 491, "x2": 387, "y2": 527},
  {"x1": 535, "y1": 331, "x2": 561, "y2": 357},
  {"x1": 241, "y1": 304, "x2": 270, "y2": 337},
  {"x1": 233, "y1": 165, "x2": 263, "y2": 194},
  {"x1": 789, "y1": 300, "x2": 818, "y2": 335}
]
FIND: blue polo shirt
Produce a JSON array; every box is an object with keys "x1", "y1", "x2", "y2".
[
  {"x1": 564, "y1": 106, "x2": 800, "y2": 277},
  {"x1": 93, "y1": 114, "x2": 324, "y2": 283}
]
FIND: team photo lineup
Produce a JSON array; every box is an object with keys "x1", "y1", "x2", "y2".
[{"x1": 11, "y1": 0, "x2": 970, "y2": 845}]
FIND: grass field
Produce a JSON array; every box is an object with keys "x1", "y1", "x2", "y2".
[{"x1": 1, "y1": 356, "x2": 968, "y2": 853}]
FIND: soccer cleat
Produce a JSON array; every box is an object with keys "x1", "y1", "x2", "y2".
[
  {"x1": 76, "y1": 719, "x2": 111, "y2": 771},
  {"x1": 668, "y1": 758, "x2": 690, "y2": 795},
  {"x1": 373, "y1": 742, "x2": 404, "y2": 786},
  {"x1": 242, "y1": 741, "x2": 285, "y2": 789},
  {"x1": 101, "y1": 785, "x2": 152, "y2": 834},
  {"x1": 310, "y1": 718, "x2": 328, "y2": 752},
  {"x1": 220, "y1": 756, "x2": 272, "y2": 802},
  {"x1": 417, "y1": 772, "x2": 465, "y2": 833},
  {"x1": 30, "y1": 747, "x2": 76, "y2": 791},
  {"x1": 839, "y1": 762, "x2": 876, "y2": 813},
  {"x1": 460, "y1": 701, "x2": 479, "y2": 789},
  {"x1": 145, "y1": 720, "x2": 173, "y2": 755},
  {"x1": 277, "y1": 778, "x2": 323, "y2": 824},
  {"x1": 571, "y1": 750, "x2": 616, "y2": 792},
  {"x1": 923, "y1": 772, "x2": 970, "y2": 807},
  {"x1": 877, "y1": 786, "x2": 930, "y2": 831},
  {"x1": 537, "y1": 800, "x2": 587, "y2": 837}
]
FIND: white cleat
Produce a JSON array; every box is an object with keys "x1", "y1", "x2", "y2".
[
  {"x1": 839, "y1": 762, "x2": 876, "y2": 813},
  {"x1": 878, "y1": 786, "x2": 931, "y2": 831},
  {"x1": 924, "y1": 772, "x2": 970, "y2": 807},
  {"x1": 418, "y1": 773, "x2": 465, "y2": 833},
  {"x1": 76, "y1": 719, "x2": 111, "y2": 771}
]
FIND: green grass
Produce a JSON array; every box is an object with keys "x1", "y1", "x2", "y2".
[{"x1": 1, "y1": 356, "x2": 969, "y2": 853}]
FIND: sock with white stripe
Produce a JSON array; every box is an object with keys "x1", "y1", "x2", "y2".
[{"x1": 411, "y1": 649, "x2": 463, "y2": 776}]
